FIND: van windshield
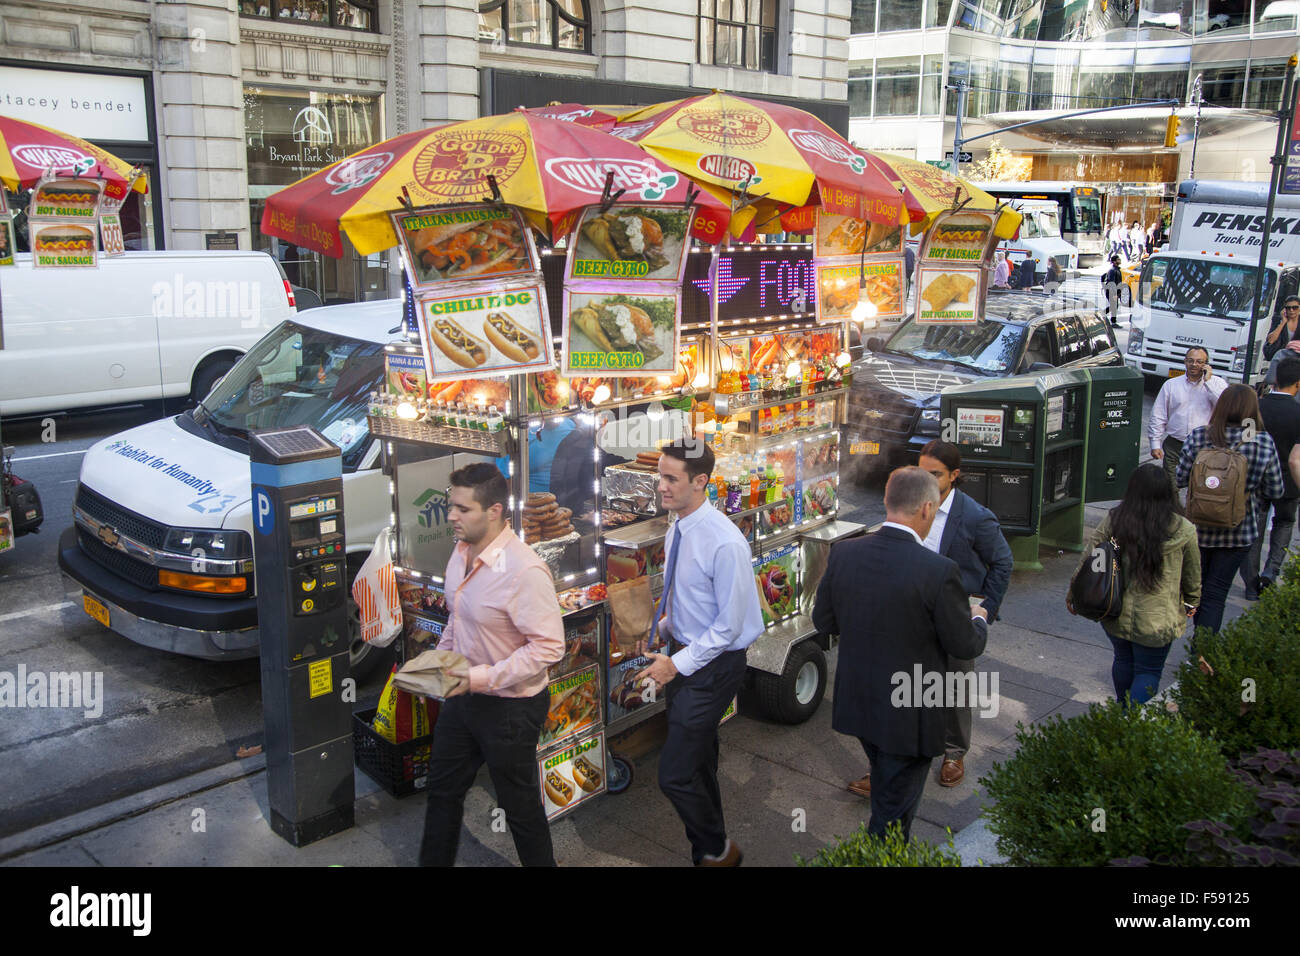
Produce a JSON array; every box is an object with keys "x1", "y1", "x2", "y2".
[
  {"x1": 1145, "y1": 257, "x2": 1276, "y2": 321},
  {"x1": 1021, "y1": 209, "x2": 1061, "y2": 239},
  {"x1": 192, "y1": 321, "x2": 385, "y2": 470},
  {"x1": 883, "y1": 318, "x2": 1028, "y2": 374}
]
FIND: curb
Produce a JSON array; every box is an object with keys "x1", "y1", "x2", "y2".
[{"x1": 0, "y1": 754, "x2": 267, "y2": 863}]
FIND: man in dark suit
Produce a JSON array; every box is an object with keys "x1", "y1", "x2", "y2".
[
  {"x1": 813, "y1": 467, "x2": 989, "y2": 841},
  {"x1": 1242, "y1": 358, "x2": 1300, "y2": 597}
]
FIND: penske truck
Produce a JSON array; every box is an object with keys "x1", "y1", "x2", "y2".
[{"x1": 1125, "y1": 180, "x2": 1300, "y2": 382}]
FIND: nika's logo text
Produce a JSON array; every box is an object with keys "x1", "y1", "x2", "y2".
[
  {"x1": 50, "y1": 887, "x2": 151, "y2": 936},
  {"x1": 543, "y1": 157, "x2": 679, "y2": 201}
]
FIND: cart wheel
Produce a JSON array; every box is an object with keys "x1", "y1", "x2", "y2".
[
  {"x1": 754, "y1": 640, "x2": 827, "y2": 725},
  {"x1": 606, "y1": 753, "x2": 635, "y2": 795}
]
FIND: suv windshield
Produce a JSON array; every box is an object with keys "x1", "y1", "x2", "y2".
[
  {"x1": 1145, "y1": 257, "x2": 1277, "y2": 321},
  {"x1": 192, "y1": 321, "x2": 386, "y2": 470},
  {"x1": 884, "y1": 318, "x2": 1027, "y2": 374}
]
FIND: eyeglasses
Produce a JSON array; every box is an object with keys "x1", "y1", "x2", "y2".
[
  {"x1": 1186, "y1": 359, "x2": 1208, "y2": 366},
  {"x1": 1285, "y1": 305, "x2": 1300, "y2": 312}
]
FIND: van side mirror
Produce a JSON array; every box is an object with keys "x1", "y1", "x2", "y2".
[{"x1": 866, "y1": 337, "x2": 884, "y2": 353}]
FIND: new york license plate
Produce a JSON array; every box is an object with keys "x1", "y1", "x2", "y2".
[
  {"x1": 83, "y1": 593, "x2": 110, "y2": 628},
  {"x1": 850, "y1": 441, "x2": 880, "y2": 455}
]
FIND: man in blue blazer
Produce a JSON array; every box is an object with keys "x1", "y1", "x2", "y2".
[
  {"x1": 814, "y1": 466, "x2": 989, "y2": 840},
  {"x1": 844, "y1": 441, "x2": 1013, "y2": 798}
]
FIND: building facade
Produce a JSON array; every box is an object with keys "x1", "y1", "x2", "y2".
[
  {"x1": 0, "y1": 0, "x2": 850, "y2": 301},
  {"x1": 849, "y1": 1, "x2": 1300, "y2": 228}
]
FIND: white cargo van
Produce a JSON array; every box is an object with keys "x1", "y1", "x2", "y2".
[
  {"x1": 58, "y1": 300, "x2": 404, "y2": 676},
  {"x1": 0, "y1": 250, "x2": 297, "y2": 416},
  {"x1": 998, "y1": 199, "x2": 1079, "y2": 285},
  {"x1": 1125, "y1": 180, "x2": 1300, "y2": 381}
]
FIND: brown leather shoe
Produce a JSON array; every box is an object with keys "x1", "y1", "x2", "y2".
[
  {"x1": 939, "y1": 758, "x2": 964, "y2": 787},
  {"x1": 697, "y1": 838, "x2": 743, "y2": 867},
  {"x1": 847, "y1": 774, "x2": 871, "y2": 797}
]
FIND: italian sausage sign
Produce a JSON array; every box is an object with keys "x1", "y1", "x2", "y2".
[{"x1": 416, "y1": 280, "x2": 555, "y2": 383}]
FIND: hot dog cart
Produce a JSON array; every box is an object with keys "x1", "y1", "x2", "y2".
[{"x1": 369, "y1": 238, "x2": 862, "y2": 814}]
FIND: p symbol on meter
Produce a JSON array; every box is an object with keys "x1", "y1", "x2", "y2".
[{"x1": 254, "y1": 488, "x2": 275, "y2": 535}]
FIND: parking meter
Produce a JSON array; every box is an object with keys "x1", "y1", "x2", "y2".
[{"x1": 250, "y1": 426, "x2": 354, "y2": 846}]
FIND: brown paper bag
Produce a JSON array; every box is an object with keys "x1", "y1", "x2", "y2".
[
  {"x1": 393, "y1": 648, "x2": 470, "y2": 700},
  {"x1": 607, "y1": 577, "x2": 653, "y2": 659}
]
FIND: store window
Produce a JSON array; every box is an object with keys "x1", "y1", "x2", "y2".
[
  {"x1": 1255, "y1": 0, "x2": 1299, "y2": 32},
  {"x1": 1195, "y1": 0, "x2": 1249, "y2": 35},
  {"x1": 851, "y1": 0, "x2": 877, "y2": 33},
  {"x1": 479, "y1": 0, "x2": 591, "y2": 51},
  {"x1": 921, "y1": 55, "x2": 946, "y2": 113},
  {"x1": 1003, "y1": 0, "x2": 1042, "y2": 38},
  {"x1": 245, "y1": 88, "x2": 388, "y2": 304},
  {"x1": 994, "y1": 46, "x2": 1033, "y2": 112},
  {"x1": 926, "y1": 0, "x2": 956, "y2": 27},
  {"x1": 697, "y1": 0, "x2": 778, "y2": 72},
  {"x1": 1200, "y1": 62, "x2": 1246, "y2": 107},
  {"x1": 875, "y1": 56, "x2": 922, "y2": 115},
  {"x1": 1138, "y1": 0, "x2": 1193, "y2": 34},
  {"x1": 1245, "y1": 60, "x2": 1289, "y2": 109},
  {"x1": 1076, "y1": 49, "x2": 1135, "y2": 108},
  {"x1": 1133, "y1": 46, "x2": 1191, "y2": 101},
  {"x1": 239, "y1": 0, "x2": 377, "y2": 30},
  {"x1": 848, "y1": 65, "x2": 873, "y2": 117}
]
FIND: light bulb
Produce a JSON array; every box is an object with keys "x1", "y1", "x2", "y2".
[
  {"x1": 692, "y1": 371, "x2": 710, "y2": 389},
  {"x1": 836, "y1": 351, "x2": 852, "y2": 367},
  {"x1": 395, "y1": 401, "x2": 417, "y2": 420},
  {"x1": 786, "y1": 361, "x2": 801, "y2": 380},
  {"x1": 592, "y1": 384, "x2": 611, "y2": 404},
  {"x1": 851, "y1": 299, "x2": 878, "y2": 325},
  {"x1": 719, "y1": 350, "x2": 735, "y2": 372}
]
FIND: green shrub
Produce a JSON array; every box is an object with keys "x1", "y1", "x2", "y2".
[
  {"x1": 1172, "y1": 558, "x2": 1300, "y2": 759},
  {"x1": 796, "y1": 821, "x2": 963, "y2": 867},
  {"x1": 980, "y1": 700, "x2": 1253, "y2": 866}
]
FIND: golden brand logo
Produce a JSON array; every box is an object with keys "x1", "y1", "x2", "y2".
[
  {"x1": 411, "y1": 132, "x2": 529, "y2": 200},
  {"x1": 677, "y1": 110, "x2": 771, "y2": 146}
]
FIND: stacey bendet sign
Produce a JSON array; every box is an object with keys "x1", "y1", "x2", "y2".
[{"x1": 0, "y1": 66, "x2": 149, "y2": 142}]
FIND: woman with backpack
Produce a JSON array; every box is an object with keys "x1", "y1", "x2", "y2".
[
  {"x1": 1073, "y1": 463, "x2": 1200, "y2": 706},
  {"x1": 1176, "y1": 384, "x2": 1286, "y2": 634}
]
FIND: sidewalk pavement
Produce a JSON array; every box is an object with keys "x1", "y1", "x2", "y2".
[{"x1": 0, "y1": 502, "x2": 1261, "y2": 867}]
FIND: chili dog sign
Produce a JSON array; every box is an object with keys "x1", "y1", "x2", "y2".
[
  {"x1": 415, "y1": 281, "x2": 554, "y2": 383},
  {"x1": 539, "y1": 730, "x2": 606, "y2": 821}
]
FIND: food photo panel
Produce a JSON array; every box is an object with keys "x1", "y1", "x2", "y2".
[
  {"x1": 567, "y1": 203, "x2": 693, "y2": 284},
  {"x1": 815, "y1": 211, "x2": 904, "y2": 259},
  {"x1": 393, "y1": 204, "x2": 538, "y2": 291},
  {"x1": 416, "y1": 279, "x2": 555, "y2": 382},
  {"x1": 563, "y1": 287, "x2": 681, "y2": 377},
  {"x1": 917, "y1": 265, "x2": 983, "y2": 325}
]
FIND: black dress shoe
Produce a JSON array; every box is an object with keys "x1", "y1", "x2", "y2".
[{"x1": 1260, "y1": 576, "x2": 1274, "y2": 593}]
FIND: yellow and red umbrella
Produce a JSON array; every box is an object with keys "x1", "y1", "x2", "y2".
[
  {"x1": 862, "y1": 152, "x2": 1021, "y2": 239},
  {"x1": 613, "y1": 92, "x2": 907, "y2": 231},
  {"x1": 260, "y1": 111, "x2": 731, "y2": 257},
  {"x1": 0, "y1": 114, "x2": 147, "y2": 203}
]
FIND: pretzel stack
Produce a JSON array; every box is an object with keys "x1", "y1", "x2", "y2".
[{"x1": 524, "y1": 493, "x2": 574, "y2": 543}]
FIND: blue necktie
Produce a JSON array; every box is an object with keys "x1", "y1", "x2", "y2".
[{"x1": 649, "y1": 521, "x2": 681, "y2": 652}]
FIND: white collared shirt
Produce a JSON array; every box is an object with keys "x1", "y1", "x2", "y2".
[
  {"x1": 1149, "y1": 372, "x2": 1229, "y2": 447},
  {"x1": 881, "y1": 521, "x2": 924, "y2": 546},
  {"x1": 922, "y1": 490, "x2": 955, "y2": 553}
]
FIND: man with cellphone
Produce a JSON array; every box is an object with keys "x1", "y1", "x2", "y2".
[{"x1": 1149, "y1": 346, "x2": 1228, "y2": 496}]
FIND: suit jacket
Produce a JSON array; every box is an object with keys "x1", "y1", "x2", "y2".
[
  {"x1": 813, "y1": 526, "x2": 989, "y2": 758},
  {"x1": 938, "y1": 490, "x2": 1014, "y2": 620}
]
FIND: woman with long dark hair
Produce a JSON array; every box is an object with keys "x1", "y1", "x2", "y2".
[
  {"x1": 1176, "y1": 384, "x2": 1286, "y2": 633},
  {"x1": 1080, "y1": 463, "x2": 1200, "y2": 705}
]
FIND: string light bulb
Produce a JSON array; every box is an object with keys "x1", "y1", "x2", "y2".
[
  {"x1": 693, "y1": 371, "x2": 710, "y2": 389},
  {"x1": 592, "y1": 384, "x2": 612, "y2": 404},
  {"x1": 851, "y1": 299, "x2": 878, "y2": 325},
  {"x1": 836, "y1": 351, "x2": 852, "y2": 367},
  {"x1": 395, "y1": 401, "x2": 418, "y2": 420}
]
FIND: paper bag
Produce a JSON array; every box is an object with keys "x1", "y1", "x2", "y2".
[
  {"x1": 393, "y1": 648, "x2": 470, "y2": 700},
  {"x1": 606, "y1": 577, "x2": 653, "y2": 655},
  {"x1": 351, "y1": 527, "x2": 402, "y2": 648}
]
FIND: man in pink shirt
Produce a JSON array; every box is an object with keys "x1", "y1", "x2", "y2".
[{"x1": 418, "y1": 463, "x2": 564, "y2": 867}]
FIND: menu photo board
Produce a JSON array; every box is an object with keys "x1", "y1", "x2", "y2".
[
  {"x1": 416, "y1": 279, "x2": 554, "y2": 383},
  {"x1": 99, "y1": 213, "x2": 126, "y2": 258},
  {"x1": 814, "y1": 210, "x2": 904, "y2": 259},
  {"x1": 29, "y1": 176, "x2": 103, "y2": 221},
  {"x1": 538, "y1": 662, "x2": 602, "y2": 750},
  {"x1": 0, "y1": 510, "x2": 12, "y2": 553},
  {"x1": 567, "y1": 203, "x2": 694, "y2": 284},
  {"x1": 919, "y1": 208, "x2": 999, "y2": 266},
  {"x1": 815, "y1": 258, "x2": 905, "y2": 324},
  {"x1": 393, "y1": 204, "x2": 538, "y2": 292},
  {"x1": 0, "y1": 214, "x2": 15, "y2": 267},
  {"x1": 30, "y1": 219, "x2": 98, "y2": 269},
  {"x1": 540, "y1": 730, "x2": 606, "y2": 821},
  {"x1": 563, "y1": 287, "x2": 681, "y2": 377},
  {"x1": 754, "y1": 542, "x2": 799, "y2": 627},
  {"x1": 917, "y1": 264, "x2": 983, "y2": 325}
]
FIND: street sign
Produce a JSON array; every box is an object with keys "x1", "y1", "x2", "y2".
[
  {"x1": 927, "y1": 159, "x2": 954, "y2": 172},
  {"x1": 945, "y1": 151, "x2": 974, "y2": 163},
  {"x1": 1284, "y1": 77, "x2": 1300, "y2": 194}
]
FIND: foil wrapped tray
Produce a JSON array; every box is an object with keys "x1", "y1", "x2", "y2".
[
  {"x1": 603, "y1": 465, "x2": 663, "y2": 516},
  {"x1": 529, "y1": 530, "x2": 582, "y2": 576}
]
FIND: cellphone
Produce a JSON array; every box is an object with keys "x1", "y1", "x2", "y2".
[{"x1": 1183, "y1": 602, "x2": 1197, "y2": 614}]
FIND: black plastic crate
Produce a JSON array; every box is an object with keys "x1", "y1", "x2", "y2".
[{"x1": 352, "y1": 707, "x2": 434, "y2": 797}]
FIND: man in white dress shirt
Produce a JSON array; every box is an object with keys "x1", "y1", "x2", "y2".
[
  {"x1": 1149, "y1": 346, "x2": 1229, "y2": 494},
  {"x1": 636, "y1": 438, "x2": 764, "y2": 866}
]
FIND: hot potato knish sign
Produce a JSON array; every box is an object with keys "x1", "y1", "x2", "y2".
[{"x1": 416, "y1": 281, "x2": 554, "y2": 383}]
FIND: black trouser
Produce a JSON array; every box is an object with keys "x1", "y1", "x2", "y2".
[
  {"x1": 1195, "y1": 546, "x2": 1249, "y2": 636},
  {"x1": 860, "y1": 740, "x2": 933, "y2": 843},
  {"x1": 658, "y1": 647, "x2": 748, "y2": 864},
  {"x1": 418, "y1": 689, "x2": 554, "y2": 867}
]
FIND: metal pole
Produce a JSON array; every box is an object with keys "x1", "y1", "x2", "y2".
[
  {"x1": 1189, "y1": 74, "x2": 1203, "y2": 180},
  {"x1": 950, "y1": 81, "x2": 967, "y2": 175},
  {"x1": 1242, "y1": 57, "x2": 1298, "y2": 385}
]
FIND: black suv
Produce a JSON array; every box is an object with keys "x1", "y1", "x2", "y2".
[{"x1": 844, "y1": 290, "x2": 1123, "y2": 471}]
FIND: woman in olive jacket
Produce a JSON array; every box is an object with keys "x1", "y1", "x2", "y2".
[{"x1": 1078, "y1": 463, "x2": 1201, "y2": 706}]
